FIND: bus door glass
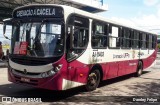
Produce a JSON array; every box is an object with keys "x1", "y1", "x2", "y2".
[{"x1": 66, "y1": 15, "x2": 89, "y2": 61}]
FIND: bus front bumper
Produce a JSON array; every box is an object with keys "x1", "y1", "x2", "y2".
[{"x1": 8, "y1": 69, "x2": 63, "y2": 90}]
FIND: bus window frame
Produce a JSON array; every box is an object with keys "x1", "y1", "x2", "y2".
[
  {"x1": 121, "y1": 27, "x2": 132, "y2": 49},
  {"x1": 66, "y1": 14, "x2": 90, "y2": 62},
  {"x1": 108, "y1": 24, "x2": 121, "y2": 49},
  {"x1": 68, "y1": 15, "x2": 89, "y2": 49},
  {"x1": 148, "y1": 34, "x2": 153, "y2": 50},
  {"x1": 91, "y1": 20, "x2": 108, "y2": 49},
  {"x1": 132, "y1": 30, "x2": 140, "y2": 49},
  {"x1": 152, "y1": 35, "x2": 157, "y2": 49},
  {"x1": 146, "y1": 34, "x2": 149, "y2": 49},
  {"x1": 140, "y1": 32, "x2": 147, "y2": 50}
]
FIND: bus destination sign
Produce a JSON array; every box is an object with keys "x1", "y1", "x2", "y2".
[{"x1": 13, "y1": 6, "x2": 63, "y2": 18}]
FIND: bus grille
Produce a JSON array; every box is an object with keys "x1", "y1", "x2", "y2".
[
  {"x1": 12, "y1": 69, "x2": 42, "y2": 79},
  {"x1": 14, "y1": 69, "x2": 41, "y2": 76},
  {"x1": 10, "y1": 58, "x2": 49, "y2": 66}
]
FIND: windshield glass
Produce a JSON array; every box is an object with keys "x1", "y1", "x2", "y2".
[{"x1": 11, "y1": 21, "x2": 64, "y2": 57}]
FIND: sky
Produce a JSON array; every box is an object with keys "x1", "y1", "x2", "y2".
[{"x1": 99, "y1": 0, "x2": 160, "y2": 34}]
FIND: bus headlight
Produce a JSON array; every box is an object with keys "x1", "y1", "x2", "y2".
[
  {"x1": 41, "y1": 72, "x2": 47, "y2": 78},
  {"x1": 41, "y1": 64, "x2": 63, "y2": 78},
  {"x1": 47, "y1": 69, "x2": 55, "y2": 76},
  {"x1": 41, "y1": 70, "x2": 55, "y2": 78},
  {"x1": 54, "y1": 64, "x2": 63, "y2": 72}
]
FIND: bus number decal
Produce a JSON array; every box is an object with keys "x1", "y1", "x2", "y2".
[{"x1": 92, "y1": 51, "x2": 104, "y2": 58}]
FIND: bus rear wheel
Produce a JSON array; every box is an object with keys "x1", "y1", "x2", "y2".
[
  {"x1": 135, "y1": 61, "x2": 143, "y2": 77},
  {"x1": 85, "y1": 69, "x2": 100, "y2": 91}
]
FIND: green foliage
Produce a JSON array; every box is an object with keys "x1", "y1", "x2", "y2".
[{"x1": 158, "y1": 44, "x2": 160, "y2": 49}]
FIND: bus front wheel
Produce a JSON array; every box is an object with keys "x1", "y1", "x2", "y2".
[
  {"x1": 135, "y1": 61, "x2": 143, "y2": 77},
  {"x1": 85, "y1": 69, "x2": 100, "y2": 91}
]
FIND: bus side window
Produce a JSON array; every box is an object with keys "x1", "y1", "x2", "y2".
[
  {"x1": 148, "y1": 35, "x2": 152, "y2": 49},
  {"x1": 146, "y1": 34, "x2": 149, "y2": 49},
  {"x1": 66, "y1": 15, "x2": 89, "y2": 61},
  {"x1": 152, "y1": 35, "x2": 157, "y2": 49},
  {"x1": 121, "y1": 28, "x2": 131, "y2": 49},
  {"x1": 109, "y1": 25, "x2": 120, "y2": 48},
  {"x1": 91, "y1": 21, "x2": 108, "y2": 48},
  {"x1": 132, "y1": 31, "x2": 140, "y2": 49},
  {"x1": 141, "y1": 33, "x2": 147, "y2": 49}
]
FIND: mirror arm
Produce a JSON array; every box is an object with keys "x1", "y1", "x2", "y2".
[{"x1": 3, "y1": 34, "x2": 11, "y2": 40}]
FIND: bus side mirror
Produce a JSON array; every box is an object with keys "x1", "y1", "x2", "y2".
[
  {"x1": 3, "y1": 24, "x2": 11, "y2": 40},
  {"x1": 3, "y1": 24, "x2": 6, "y2": 36}
]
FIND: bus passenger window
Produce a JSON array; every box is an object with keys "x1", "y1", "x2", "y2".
[
  {"x1": 152, "y1": 35, "x2": 157, "y2": 49},
  {"x1": 122, "y1": 28, "x2": 131, "y2": 48},
  {"x1": 141, "y1": 33, "x2": 147, "y2": 49},
  {"x1": 92, "y1": 22, "x2": 108, "y2": 48},
  {"x1": 148, "y1": 35, "x2": 152, "y2": 49},
  {"x1": 109, "y1": 26, "x2": 120, "y2": 48},
  {"x1": 132, "y1": 31, "x2": 140, "y2": 49}
]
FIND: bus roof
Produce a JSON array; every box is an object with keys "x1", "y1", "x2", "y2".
[{"x1": 13, "y1": 4, "x2": 157, "y2": 35}]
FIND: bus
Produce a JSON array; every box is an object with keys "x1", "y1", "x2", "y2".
[{"x1": 3, "y1": 4, "x2": 157, "y2": 91}]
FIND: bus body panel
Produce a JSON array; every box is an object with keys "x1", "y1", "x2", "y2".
[
  {"x1": 6, "y1": 4, "x2": 158, "y2": 90},
  {"x1": 7, "y1": 49, "x2": 156, "y2": 90},
  {"x1": 142, "y1": 49, "x2": 157, "y2": 69},
  {"x1": 8, "y1": 68, "x2": 63, "y2": 90}
]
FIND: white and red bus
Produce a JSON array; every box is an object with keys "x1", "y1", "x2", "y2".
[{"x1": 3, "y1": 4, "x2": 157, "y2": 91}]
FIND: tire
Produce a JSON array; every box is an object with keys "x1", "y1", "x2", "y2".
[
  {"x1": 135, "y1": 61, "x2": 143, "y2": 77},
  {"x1": 85, "y1": 69, "x2": 101, "y2": 91}
]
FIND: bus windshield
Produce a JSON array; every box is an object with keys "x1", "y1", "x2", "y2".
[{"x1": 11, "y1": 20, "x2": 64, "y2": 57}]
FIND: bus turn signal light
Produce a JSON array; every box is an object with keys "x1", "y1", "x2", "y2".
[{"x1": 80, "y1": 74, "x2": 83, "y2": 77}]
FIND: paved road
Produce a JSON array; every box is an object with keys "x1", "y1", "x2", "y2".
[{"x1": 0, "y1": 61, "x2": 160, "y2": 105}]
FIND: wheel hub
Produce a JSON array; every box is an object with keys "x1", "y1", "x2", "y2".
[{"x1": 88, "y1": 73, "x2": 97, "y2": 86}]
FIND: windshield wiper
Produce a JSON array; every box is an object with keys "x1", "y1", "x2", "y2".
[
  {"x1": 20, "y1": 23, "x2": 33, "y2": 41},
  {"x1": 30, "y1": 19, "x2": 46, "y2": 56},
  {"x1": 20, "y1": 24, "x2": 26, "y2": 41},
  {"x1": 34, "y1": 19, "x2": 46, "y2": 42}
]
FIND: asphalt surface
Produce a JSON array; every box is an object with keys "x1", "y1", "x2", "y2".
[{"x1": 0, "y1": 57, "x2": 160, "y2": 105}]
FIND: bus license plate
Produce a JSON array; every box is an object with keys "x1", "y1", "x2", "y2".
[{"x1": 21, "y1": 78, "x2": 30, "y2": 82}]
